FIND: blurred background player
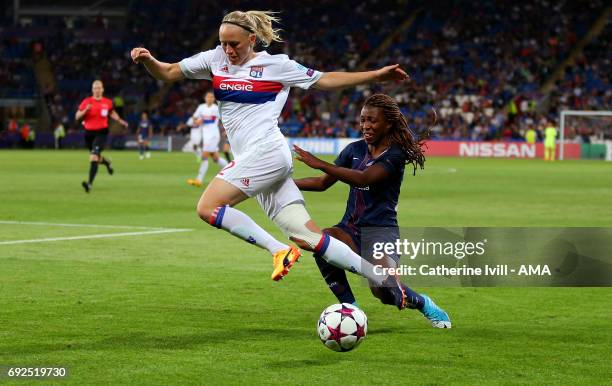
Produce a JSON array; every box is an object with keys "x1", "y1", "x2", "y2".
[
  {"x1": 187, "y1": 110, "x2": 203, "y2": 161},
  {"x1": 219, "y1": 122, "x2": 232, "y2": 162},
  {"x1": 75, "y1": 80, "x2": 128, "y2": 193},
  {"x1": 53, "y1": 121, "x2": 65, "y2": 149},
  {"x1": 137, "y1": 111, "x2": 153, "y2": 160},
  {"x1": 294, "y1": 94, "x2": 451, "y2": 328},
  {"x1": 544, "y1": 121, "x2": 558, "y2": 161},
  {"x1": 525, "y1": 125, "x2": 537, "y2": 144},
  {"x1": 187, "y1": 92, "x2": 228, "y2": 187},
  {"x1": 131, "y1": 10, "x2": 409, "y2": 304}
]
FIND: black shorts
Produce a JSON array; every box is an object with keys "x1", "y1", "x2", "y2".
[{"x1": 85, "y1": 128, "x2": 109, "y2": 155}]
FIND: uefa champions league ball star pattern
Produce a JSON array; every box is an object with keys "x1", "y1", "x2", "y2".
[{"x1": 317, "y1": 303, "x2": 367, "y2": 352}]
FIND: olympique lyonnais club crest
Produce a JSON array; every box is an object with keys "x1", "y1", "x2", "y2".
[{"x1": 250, "y1": 66, "x2": 264, "y2": 78}]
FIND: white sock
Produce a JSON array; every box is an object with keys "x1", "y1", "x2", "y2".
[
  {"x1": 315, "y1": 234, "x2": 388, "y2": 285},
  {"x1": 210, "y1": 205, "x2": 288, "y2": 254},
  {"x1": 196, "y1": 159, "x2": 209, "y2": 181},
  {"x1": 216, "y1": 157, "x2": 228, "y2": 167}
]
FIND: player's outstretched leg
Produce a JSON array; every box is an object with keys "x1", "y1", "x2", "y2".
[
  {"x1": 418, "y1": 292, "x2": 452, "y2": 328},
  {"x1": 273, "y1": 204, "x2": 407, "y2": 302},
  {"x1": 83, "y1": 154, "x2": 99, "y2": 192},
  {"x1": 314, "y1": 255, "x2": 357, "y2": 305},
  {"x1": 314, "y1": 227, "x2": 359, "y2": 305},
  {"x1": 100, "y1": 156, "x2": 113, "y2": 175},
  {"x1": 195, "y1": 158, "x2": 209, "y2": 185},
  {"x1": 196, "y1": 178, "x2": 300, "y2": 281}
]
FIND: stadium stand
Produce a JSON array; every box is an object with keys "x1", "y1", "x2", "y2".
[{"x1": 0, "y1": 0, "x2": 609, "y2": 147}]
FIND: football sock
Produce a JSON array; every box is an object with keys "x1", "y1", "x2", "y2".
[
  {"x1": 209, "y1": 205, "x2": 288, "y2": 254},
  {"x1": 401, "y1": 283, "x2": 425, "y2": 309},
  {"x1": 88, "y1": 161, "x2": 98, "y2": 185},
  {"x1": 215, "y1": 157, "x2": 228, "y2": 168},
  {"x1": 314, "y1": 234, "x2": 388, "y2": 286},
  {"x1": 224, "y1": 152, "x2": 232, "y2": 162},
  {"x1": 196, "y1": 159, "x2": 209, "y2": 181},
  {"x1": 139, "y1": 145, "x2": 144, "y2": 156},
  {"x1": 315, "y1": 255, "x2": 356, "y2": 304}
]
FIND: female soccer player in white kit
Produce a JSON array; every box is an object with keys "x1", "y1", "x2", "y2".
[
  {"x1": 131, "y1": 10, "x2": 410, "y2": 308},
  {"x1": 187, "y1": 92, "x2": 228, "y2": 186}
]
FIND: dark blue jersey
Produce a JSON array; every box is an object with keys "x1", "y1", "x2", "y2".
[
  {"x1": 334, "y1": 140, "x2": 406, "y2": 228},
  {"x1": 139, "y1": 120, "x2": 150, "y2": 138}
]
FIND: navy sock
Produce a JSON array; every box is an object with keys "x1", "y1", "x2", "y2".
[
  {"x1": 88, "y1": 161, "x2": 98, "y2": 185},
  {"x1": 314, "y1": 255, "x2": 356, "y2": 304},
  {"x1": 401, "y1": 283, "x2": 425, "y2": 310}
]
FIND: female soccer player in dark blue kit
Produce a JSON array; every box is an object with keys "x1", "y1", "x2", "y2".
[{"x1": 293, "y1": 93, "x2": 451, "y2": 328}]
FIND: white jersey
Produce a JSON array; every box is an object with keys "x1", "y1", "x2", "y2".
[
  {"x1": 179, "y1": 46, "x2": 322, "y2": 155},
  {"x1": 192, "y1": 103, "x2": 220, "y2": 135}
]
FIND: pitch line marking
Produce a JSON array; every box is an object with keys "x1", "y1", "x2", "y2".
[
  {"x1": 0, "y1": 220, "x2": 183, "y2": 231},
  {"x1": 0, "y1": 229, "x2": 193, "y2": 245}
]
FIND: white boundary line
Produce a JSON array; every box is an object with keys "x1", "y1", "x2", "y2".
[
  {"x1": 0, "y1": 220, "x2": 193, "y2": 245},
  {"x1": 0, "y1": 220, "x2": 178, "y2": 230},
  {"x1": 0, "y1": 229, "x2": 192, "y2": 245}
]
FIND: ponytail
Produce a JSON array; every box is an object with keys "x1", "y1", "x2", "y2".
[{"x1": 222, "y1": 10, "x2": 282, "y2": 47}]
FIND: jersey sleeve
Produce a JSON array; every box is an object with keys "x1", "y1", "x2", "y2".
[
  {"x1": 375, "y1": 147, "x2": 406, "y2": 176},
  {"x1": 78, "y1": 98, "x2": 89, "y2": 111},
  {"x1": 279, "y1": 58, "x2": 322, "y2": 89},
  {"x1": 179, "y1": 48, "x2": 218, "y2": 80},
  {"x1": 192, "y1": 105, "x2": 204, "y2": 118},
  {"x1": 334, "y1": 143, "x2": 353, "y2": 168}
]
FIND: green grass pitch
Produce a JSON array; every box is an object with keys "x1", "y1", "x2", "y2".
[{"x1": 0, "y1": 150, "x2": 610, "y2": 384}]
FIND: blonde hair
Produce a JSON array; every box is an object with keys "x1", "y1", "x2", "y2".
[{"x1": 222, "y1": 10, "x2": 282, "y2": 47}]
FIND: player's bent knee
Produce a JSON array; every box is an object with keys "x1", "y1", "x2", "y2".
[
  {"x1": 196, "y1": 198, "x2": 217, "y2": 223},
  {"x1": 273, "y1": 204, "x2": 322, "y2": 250}
]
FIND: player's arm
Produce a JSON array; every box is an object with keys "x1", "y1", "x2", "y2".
[
  {"x1": 131, "y1": 47, "x2": 184, "y2": 83},
  {"x1": 312, "y1": 64, "x2": 408, "y2": 91},
  {"x1": 293, "y1": 145, "x2": 390, "y2": 187},
  {"x1": 75, "y1": 103, "x2": 91, "y2": 121},
  {"x1": 294, "y1": 173, "x2": 338, "y2": 192},
  {"x1": 110, "y1": 109, "x2": 129, "y2": 128}
]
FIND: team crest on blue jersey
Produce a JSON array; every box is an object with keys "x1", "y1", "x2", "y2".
[{"x1": 250, "y1": 66, "x2": 264, "y2": 78}]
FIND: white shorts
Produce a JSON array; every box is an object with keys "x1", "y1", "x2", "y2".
[
  {"x1": 190, "y1": 128, "x2": 203, "y2": 148},
  {"x1": 202, "y1": 129, "x2": 220, "y2": 153},
  {"x1": 216, "y1": 141, "x2": 304, "y2": 218}
]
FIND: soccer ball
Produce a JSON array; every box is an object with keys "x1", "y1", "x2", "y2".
[{"x1": 317, "y1": 303, "x2": 367, "y2": 352}]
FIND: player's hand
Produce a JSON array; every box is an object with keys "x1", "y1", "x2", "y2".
[
  {"x1": 293, "y1": 145, "x2": 327, "y2": 170},
  {"x1": 120, "y1": 119, "x2": 129, "y2": 128},
  {"x1": 131, "y1": 47, "x2": 153, "y2": 64},
  {"x1": 84, "y1": 103, "x2": 92, "y2": 112},
  {"x1": 375, "y1": 64, "x2": 409, "y2": 82},
  {"x1": 195, "y1": 118, "x2": 203, "y2": 126}
]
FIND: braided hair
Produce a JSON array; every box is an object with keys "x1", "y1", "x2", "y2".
[{"x1": 363, "y1": 93, "x2": 431, "y2": 175}]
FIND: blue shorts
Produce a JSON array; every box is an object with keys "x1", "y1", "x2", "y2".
[{"x1": 334, "y1": 223, "x2": 400, "y2": 264}]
